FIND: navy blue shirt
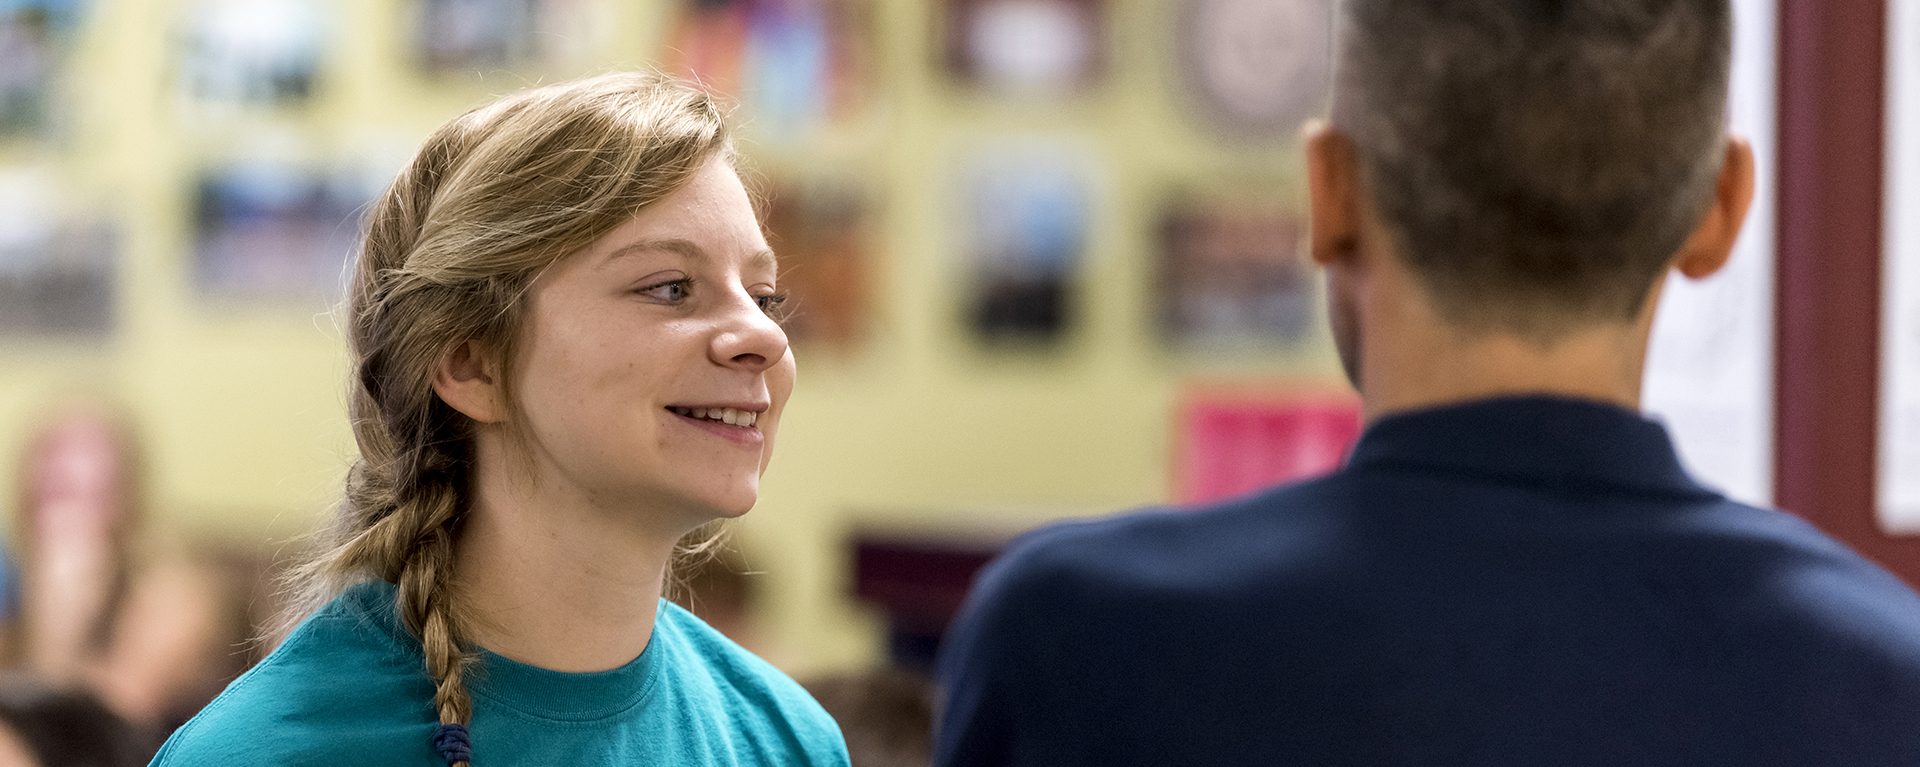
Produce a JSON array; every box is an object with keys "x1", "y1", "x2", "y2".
[{"x1": 936, "y1": 397, "x2": 1920, "y2": 766}]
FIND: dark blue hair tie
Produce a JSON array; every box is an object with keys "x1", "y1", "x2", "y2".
[{"x1": 432, "y1": 723, "x2": 471, "y2": 765}]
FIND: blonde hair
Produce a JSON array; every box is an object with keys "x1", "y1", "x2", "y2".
[{"x1": 284, "y1": 71, "x2": 731, "y2": 765}]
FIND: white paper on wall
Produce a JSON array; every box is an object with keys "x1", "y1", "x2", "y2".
[
  {"x1": 1879, "y1": 0, "x2": 1920, "y2": 532},
  {"x1": 1641, "y1": 0, "x2": 1778, "y2": 507}
]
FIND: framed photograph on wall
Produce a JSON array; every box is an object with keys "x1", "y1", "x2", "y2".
[
  {"x1": 0, "y1": 168, "x2": 114, "y2": 339},
  {"x1": 412, "y1": 0, "x2": 539, "y2": 72},
  {"x1": 943, "y1": 0, "x2": 1103, "y2": 99},
  {"x1": 178, "y1": 0, "x2": 325, "y2": 106},
  {"x1": 1157, "y1": 197, "x2": 1312, "y2": 349},
  {"x1": 192, "y1": 161, "x2": 374, "y2": 300},
  {"x1": 0, "y1": 0, "x2": 84, "y2": 136},
  {"x1": 1174, "y1": 389, "x2": 1361, "y2": 504},
  {"x1": 665, "y1": 0, "x2": 870, "y2": 143},
  {"x1": 0, "y1": 224, "x2": 115, "y2": 339},
  {"x1": 761, "y1": 178, "x2": 868, "y2": 347},
  {"x1": 1177, "y1": 0, "x2": 1330, "y2": 135},
  {"x1": 409, "y1": 0, "x2": 611, "y2": 75},
  {"x1": 956, "y1": 144, "x2": 1095, "y2": 345}
]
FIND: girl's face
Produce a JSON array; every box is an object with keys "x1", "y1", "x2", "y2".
[{"x1": 507, "y1": 157, "x2": 795, "y2": 528}]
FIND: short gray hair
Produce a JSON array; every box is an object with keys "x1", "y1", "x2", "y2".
[{"x1": 1335, "y1": 0, "x2": 1732, "y2": 338}]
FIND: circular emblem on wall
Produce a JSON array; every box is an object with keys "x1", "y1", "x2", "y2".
[{"x1": 1180, "y1": 0, "x2": 1332, "y2": 134}]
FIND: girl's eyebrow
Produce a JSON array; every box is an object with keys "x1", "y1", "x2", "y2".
[{"x1": 606, "y1": 238, "x2": 779, "y2": 272}]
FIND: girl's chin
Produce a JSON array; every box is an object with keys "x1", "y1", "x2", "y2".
[
  {"x1": 706, "y1": 501, "x2": 756, "y2": 521},
  {"x1": 672, "y1": 489, "x2": 759, "y2": 524}
]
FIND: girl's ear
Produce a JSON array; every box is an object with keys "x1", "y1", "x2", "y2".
[{"x1": 431, "y1": 340, "x2": 506, "y2": 424}]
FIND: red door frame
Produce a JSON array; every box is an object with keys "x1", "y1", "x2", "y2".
[{"x1": 1775, "y1": 0, "x2": 1920, "y2": 586}]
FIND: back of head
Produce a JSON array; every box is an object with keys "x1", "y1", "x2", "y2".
[{"x1": 1335, "y1": 0, "x2": 1733, "y2": 339}]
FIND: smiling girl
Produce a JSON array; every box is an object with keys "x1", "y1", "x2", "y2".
[{"x1": 150, "y1": 72, "x2": 847, "y2": 766}]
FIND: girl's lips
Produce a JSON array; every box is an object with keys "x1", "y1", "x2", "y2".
[{"x1": 667, "y1": 409, "x2": 765, "y2": 447}]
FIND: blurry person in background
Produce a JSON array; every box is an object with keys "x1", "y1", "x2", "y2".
[
  {"x1": 936, "y1": 1, "x2": 1920, "y2": 765},
  {"x1": 0, "y1": 676, "x2": 154, "y2": 767},
  {"x1": 10, "y1": 405, "x2": 142, "y2": 687},
  {"x1": 149, "y1": 71, "x2": 846, "y2": 767},
  {"x1": 11, "y1": 404, "x2": 274, "y2": 737}
]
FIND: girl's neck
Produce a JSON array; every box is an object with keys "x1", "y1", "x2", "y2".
[{"x1": 452, "y1": 452, "x2": 691, "y2": 673}]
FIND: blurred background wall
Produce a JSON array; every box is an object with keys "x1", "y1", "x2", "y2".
[{"x1": 0, "y1": 0, "x2": 1353, "y2": 677}]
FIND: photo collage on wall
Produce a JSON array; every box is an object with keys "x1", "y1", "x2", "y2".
[
  {"x1": 761, "y1": 179, "x2": 868, "y2": 347},
  {"x1": 932, "y1": 0, "x2": 1329, "y2": 353},
  {"x1": 958, "y1": 144, "x2": 1092, "y2": 345},
  {"x1": 411, "y1": 0, "x2": 608, "y2": 75},
  {"x1": 944, "y1": 0, "x2": 1104, "y2": 99},
  {"x1": 1176, "y1": 391, "x2": 1360, "y2": 504},
  {"x1": 1179, "y1": 0, "x2": 1331, "y2": 136},
  {"x1": 174, "y1": 0, "x2": 382, "y2": 303},
  {"x1": 177, "y1": 0, "x2": 324, "y2": 107},
  {"x1": 413, "y1": 0, "x2": 542, "y2": 72},
  {"x1": 665, "y1": 0, "x2": 870, "y2": 144},
  {"x1": 2, "y1": 0, "x2": 1339, "y2": 340},
  {"x1": 0, "y1": 2, "x2": 116, "y2": 340},
  {"x1": 0, "y1": 0, "x2": 83, "y2": 136},
  {"x1": 1157, "y1": 197, "x2": 1313, "y2": 348},
  {"x1": 192, "y1": 161, "x2": 379, "y2": 299},
  {"x1": 0, "y1": 169, "x2": 115, "y2": 339}
]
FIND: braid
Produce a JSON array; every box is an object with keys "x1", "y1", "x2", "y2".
[
  {"x1": 397, "y1": 501, "x2": 474, "y2": 765},
  {"x1": 391, "y1": 478, "x2": 472, "y2": 705}
]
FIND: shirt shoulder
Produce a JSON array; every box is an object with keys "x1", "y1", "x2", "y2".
[
  {"x1": 652, "y1": 602, "x2": 850, "y2": 767},
  {"x1": 1694, "y1": 498, "x2": 1920, "y2": 651},
  {"x1": 969, "y1": 478, "x2": 1348, "y2": 613},
  {"x1": 151, "y1": 583, "x2": 440, "y2": 767},
  {"x1": 932, "y1": 486, "x2": 1343, "y2": 767},
  {"x1": 938, "y1": 483, "x2": 1345, "y2": 675}
]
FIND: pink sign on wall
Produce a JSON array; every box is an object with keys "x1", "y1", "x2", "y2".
[{"x1": 1176, "y1": 393, "x2": 1363, "y2": 505}]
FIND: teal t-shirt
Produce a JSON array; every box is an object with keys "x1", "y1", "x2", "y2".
[{"x1": 150, "y1": 581, "x2": 849, "y2": 766}]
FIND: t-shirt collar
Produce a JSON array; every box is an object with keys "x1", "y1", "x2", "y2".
[
  {"x1": 348, "y1": 580, "x2": 666, "y2": 722},
  {"x1": 466, "y1": 602, "x2": 666, "y2": 722}
]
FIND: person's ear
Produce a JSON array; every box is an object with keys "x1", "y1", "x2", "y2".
[
  {"x1": 1674, "y1": 136, "x2": 1757, "y2": 279},
  {"x1": 431, "y1": 340, "x2": 506, "y2": 424},
  {"x1": 1305, "y1": 121, "x2": 1363, "y2": 268}
]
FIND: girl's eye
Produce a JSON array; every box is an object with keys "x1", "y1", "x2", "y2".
[
  {"x1": 639, "y1": 278, "x2": 692, "y2": 303},
  {"x1": 757, "y1": 292, "x2": 790, "y2": 318}
]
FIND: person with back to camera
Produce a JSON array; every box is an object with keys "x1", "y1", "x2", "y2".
[
  {"x1": 936, "y1": 1, "x2": 1920, "y2": 765},
  {"x1": 149, "y1": 71, "x2": 849, "y2": 766}
]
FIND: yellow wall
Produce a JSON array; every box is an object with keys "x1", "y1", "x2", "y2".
[{"x1": 0, "y1": 0, "x2": 1343, "y2": 675}]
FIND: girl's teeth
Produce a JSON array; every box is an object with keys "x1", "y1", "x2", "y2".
[{"x1": 673, "y1": 406, "x2": 758, "y2": 427}]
